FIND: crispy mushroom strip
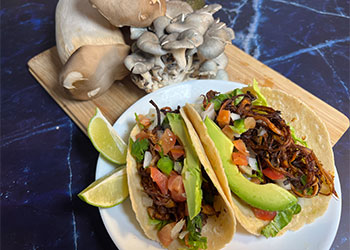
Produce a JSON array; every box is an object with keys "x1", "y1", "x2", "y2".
[{"x1": 209, "y1": 91, "x2": 337, "y2": 199}]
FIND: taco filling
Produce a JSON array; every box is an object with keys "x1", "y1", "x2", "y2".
[
  {"x1": 195, "y1": 82, "x2": 337, "y2": 237},
  {"x1": 130, "y1": 102, "x2": 222, "y2": 249}
]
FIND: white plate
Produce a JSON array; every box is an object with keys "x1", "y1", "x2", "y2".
[{"x1": 96, "y1": 80, "x2": 342, "y2": 250}]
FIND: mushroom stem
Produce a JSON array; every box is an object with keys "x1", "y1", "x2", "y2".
[
  {"x1": 60, "y1": 44, "x2": 130, "y2": 100},
  {"x1": 141, "y1": 71, "x2": 153, "y2": 83},
  {"x1": 172, "y1": 48, "x2": 187, "y2": 69}
]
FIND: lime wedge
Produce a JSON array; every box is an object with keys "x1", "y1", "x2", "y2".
[
  {"x1": 78, "y1": 167, "x2": 128, "y2": 208},
  {"x1": 88, "y1": 108, "x2": 127, "y2": 164}
]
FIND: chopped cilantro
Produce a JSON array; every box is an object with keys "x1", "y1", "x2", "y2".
[{"x1": 131, "y1": 138, "x2": 149, "y2": 163}]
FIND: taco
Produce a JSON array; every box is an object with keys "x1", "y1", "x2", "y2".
[
  {"x1": 183, "y1": 80, "x2": 337, "y2": 237},
  {"x1": 126, "y1": 101, "x2": 235, "y2": 249}
]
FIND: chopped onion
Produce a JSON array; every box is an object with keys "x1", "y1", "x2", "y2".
[
  {"x1": 275, "y1": 178, "x2": 291, "y2": 190},
  {"x1": 142, "y1": 195, "x2": 153, "y2": 207},
  {"x1": 178, "y1": 230, "x2": 189, "y2": 240},
  {"x1": 146, "y1": 109, "x2": 165, "y2": 131},
  {"x1": 157, "y1": 130, "x2": 164, "y2": 139},
  {"x1": 239, "y1": 165, "x2": 253, "y2": 175},
  {"x1": 146, "y1": 108, "x2": 157, "y2": 121},
  {"x1": 171, "y1": 219, "x2": 185, "y2": 239},
  {"x1": 257, "y1": 127, "x2": 267, "y2": 136},
  {"x1": 230, "y1": 113, "x2": 240, "y2": 121},
  {"x1": 244, "y1": 117, "x2": 256, "y2": 129},
  {"x1": 148, "y1": 120, "x2": 157, "y2": 131},
  {"x1": 192, "y1": 103, "x2": 203, "y2": 114},
  {"x1": 174, "y1": 161, "x2": 182, "y2": 174},
  {"x1": 248, "y1": 157, "x2": 258, "y2": 171},
  {"x1": 143, "y1": 151, "x2": 152, "y2": 168},
  {"x1": 201, "y1": 103, "x2": 216, "y2": 121}
]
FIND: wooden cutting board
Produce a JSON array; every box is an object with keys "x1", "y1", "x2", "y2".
[{"x1": 27, "y1": 45, "x2": 349, "y2": 146}]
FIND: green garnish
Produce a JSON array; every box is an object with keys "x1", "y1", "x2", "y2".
[
  {"x1": 148, "y1": 217, "x2": 169, "y2": 231},
  {"x1": 157, "y1": 156, "x2": 174, "y2": 175},
  {"x1": 290, "y1": 125, "x2": 308, "y2": 147},
  {"x1": 232, "y1": 88, "x2": 244, "y2": 105},
  {"x1": 251, "y1": 79, "x2": 268, "y2": 106},
  {"x1": 134, "y1": 113, "x2": 145, "y2": 129},
  {"x1": 230, "y1": 119, "x2": 248, "y2": 134},
  {"x1": 131, "y1": 138, "x2": 149, "y2": 163},
  {"x1": 261, "y1": 203, "x2": 301, "y2": 238},
  {"x1": 210, "y1": 90, "x2": 237, "y2": 111},
  {"x1": 186, "y1": 215, "x2": 207, "y2": 250}
]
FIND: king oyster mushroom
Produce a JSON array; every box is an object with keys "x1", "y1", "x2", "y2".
[
  {"x1": 56, "y1": 0, "x2": 125, "y2": 63},
  {"x1": 60, "y1": 44, "x2": 130, "y2": 100},
  {"x1": 56, "y1": 0, "x2": 131, "y2": 100},
  {"x1": 90, "y1": 0, "x2": 166, "y2": 28},
  {"x1": 124, "y1": 4, "x2": 235, "y2": 92}
]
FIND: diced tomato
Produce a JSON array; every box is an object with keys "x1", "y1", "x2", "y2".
[
  {"x1": 168, "y1": 173, "x2": 186, "y2": 202},
  {"x1": 138, "y1": 115, "x2": 152, "y2": 128},
  {"x1": 170, "y1": 145, "x2": 185, "y2": 160},
  {"x1": 233, "y1": 139, "x2": 249, "y2": 155},
  {"x1": 150, "y1": 166, "x2": 168, "y2": 195},
  {"x1": 155, "y1": 128, "x2": 176, "y2": 155},
  {"x1": 216, "y1": 109, "x2": 231, "y2": 128},
  {"x1": 222, "y1": 125, "x2": 235, "y2": 139},
  {"x1": 251, "y1": 207, "x2": 277, "y2": 221},
  {"x1": 135, "y1": 130, "x2": 149, "y2": 140},
  {"x1": 232, "y1": 152, "x2": 248, "y2": 166},
  {"x1": 157, "y1": 222, "x2": 176, "y2": 247},
  {"x1": 262, "y1": 168, "x2": 285, "y2": 180}
]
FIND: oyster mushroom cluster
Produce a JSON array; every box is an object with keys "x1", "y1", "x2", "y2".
[{"x1": 124, "y1": 3, "x2": 235, "y2": 92}]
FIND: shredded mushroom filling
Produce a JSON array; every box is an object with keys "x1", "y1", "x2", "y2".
[{"x1": 204, "y1": 91, "x2": 337, "y2": 199}]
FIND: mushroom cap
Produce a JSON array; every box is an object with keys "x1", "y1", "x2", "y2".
[
  {"x1": 56, "y1": 0, "x2": 125, "y2": 64},
  {"x1": 130, "y1": 27, "x2": 147, "y2": 40},
  {"x1": 177, "y1": 29, "x2": 204, "y2": 47},
  {"x1": 215, "y1": 69, "x2": 229, "y2": 80},
  {"x1": 199, "y1": 60, "x2": 217, "y2": 76},
  {"x1": 165, "y1": 1, "x2": 193, "y2": 19},
  {"x1": 152, "y1": 16, "x2": 171, "y2": 38},
  {"x1": 60, "y1": 44, "x2": 130, "y2": 100},
  {"x1": 197, "y1": 37, "x2": 225, "y2": 59},
  {"x1": 196, "y1": 4, "x2": 222, "y2": 15},
  {"x1": 137, "y1": 31, "x2": 167, "y2": 56},
  {"x1": 165, "y1": 4, "x2": 220, "y2": 35},
  {"x1": 160, "y1": 32, "x2": 180, "y2": 46},
  {"x1": 206, "y1": 21, "x2": 235, "y2": 43},
  {"x1": 162, "y1": 39, "x2": 195, "y2": 50},
  {"x1": 124, "y1": 51, "x2": 155, "y2": 74},
  {"x1": 198, "y1": 21, "x2": 235, "y2": 59},
  {"x1": 90, "y1": 0, "x2": 166, "y2": 28}
]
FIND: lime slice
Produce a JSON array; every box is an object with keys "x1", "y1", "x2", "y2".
[
  {"x1": 78, "y1": 167, "x2": 128, "y2": 208},
  {"x1": 88, "y1": 108, "x2": 127, "y2": 164}
]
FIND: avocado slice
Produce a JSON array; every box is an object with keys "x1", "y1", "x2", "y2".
[
  {"x1": 167, "y1": 113, "x2": 202, "y2": 220},
  {"x1": 204, "y1": 117, "x2": 297, "y2": 211}
]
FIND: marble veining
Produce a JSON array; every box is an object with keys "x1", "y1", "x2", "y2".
[
  {"x1": 1, "y1": 0, "x2": 349, "y2": 249},
  {"x1": 271, "y1": 0, "x2": 350, "y2": 19},
  {"x1": 67, "y1": 121, "x2": 78, "y2": 250}
]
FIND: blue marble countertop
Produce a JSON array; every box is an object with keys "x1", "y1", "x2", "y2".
[{"x1": 1, "y1": 0, "x2": 349, "y2": 249}]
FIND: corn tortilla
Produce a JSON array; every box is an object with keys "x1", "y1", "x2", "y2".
[
  {"x1": 183, "y1": 87, "x2": 335, "y2": 236},
  {"x1": 126, "y1": 109, "x2": 236, "y2": 249}
]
